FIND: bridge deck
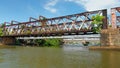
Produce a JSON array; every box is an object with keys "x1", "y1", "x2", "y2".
[{"x1": 2, "y1": 29, "x2": 94, "y2": 37}]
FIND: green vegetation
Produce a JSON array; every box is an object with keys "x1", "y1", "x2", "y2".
[
  {"x1": 0, "y1": 23, "x2": 4, "y2": 36},
  {"x1": 21, "y1": 24, "x2": 26, "y2": 29},
  {"x1": 0, "y1": 28, "x2": 3, "y2": 36},
  {"x1": 35, "y1": 39, "x2": 63, "y2": 47},
  {"x1": 26, "y1": 30, "x2": 31, "y2": 34},
  {"x1": 92, "y1": 14, "x2": 104, "y2": 33}
]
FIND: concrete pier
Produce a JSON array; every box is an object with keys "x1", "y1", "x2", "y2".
[
  {"x1": 89, "y1": 28, "x2": 120, "y2": 50},
  {"x1": 100, "y1": 28, "x2": 120, "y2": 46}
]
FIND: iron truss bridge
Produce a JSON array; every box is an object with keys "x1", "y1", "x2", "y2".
[{"x1": 3, "y1": 9, "x2": 107, "y2": 37}]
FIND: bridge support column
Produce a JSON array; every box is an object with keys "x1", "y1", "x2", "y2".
[
  {"x1": 100, "y1": 28, "x2": 120, "y2": 46},
  {"x1": 1, "y1": 37, "x2": 16, "y2": 45},
  {"x1": 102, "y1": 9, "x2": 108, "y2": 29}
]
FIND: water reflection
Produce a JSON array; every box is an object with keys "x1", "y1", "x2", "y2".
[
  {"x1": 0, "y1": 46, "x2": 119, "y2": 68},
  {"x1": 101, "y1": 51, "x2": 120, "y2": 68},
  {"x1": 63, "y1": 44, "x2": 88, "y2": 51},
  {"x1": 0, "y1": 52, "x2": 4, "y2": 63}
]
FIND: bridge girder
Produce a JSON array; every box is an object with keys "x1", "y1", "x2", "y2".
[{"x1": 3, "y1": 9, "x2": 107, "y2": 37}]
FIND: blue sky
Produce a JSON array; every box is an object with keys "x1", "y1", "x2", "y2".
[{"x1": 0, "y1": 0, "x2": 120, "y2": 23}]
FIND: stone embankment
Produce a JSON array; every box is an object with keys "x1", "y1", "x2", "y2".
[{"x1": 89, "y1": 28, "x2": 120, "y2": 50}]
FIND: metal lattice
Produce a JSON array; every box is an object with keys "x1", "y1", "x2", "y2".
[{"x1": 3, "y1": 9, "x2": 107, "y2": 37}]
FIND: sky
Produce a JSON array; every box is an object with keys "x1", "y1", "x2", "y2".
[{"x1": 0, "y1": 0, "x2": 120, "y2": 23}]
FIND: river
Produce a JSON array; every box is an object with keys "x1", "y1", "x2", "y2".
[{"x1": 0, "y1": 46, "x2": 120, "y2": 68}]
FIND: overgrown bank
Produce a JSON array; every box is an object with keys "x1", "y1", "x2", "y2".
[
  {"x1": 16, "y1": 38, "x2": 63, "y2": 47},
  {"x1": 35, "y1": 38, "x2": 63, "y2": 47}
]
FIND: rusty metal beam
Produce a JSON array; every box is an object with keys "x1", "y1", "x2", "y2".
[
  {"x1": 11, "y1": 20, "x2": 21, "y2": 25},
  {"x1": 12, "y1": 20, "x2": 92, "y2": 30},
  {"x1": 29, "y1": 17, "x2": 38, "y2": 22},
  {"x1": 5, "y1": 9, "x2": 105, "y2": 27},
  {"x1": 102, "y1": 9, "x2": 108, "y2": 29}
]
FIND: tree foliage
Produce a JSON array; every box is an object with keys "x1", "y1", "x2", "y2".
[
  {"x1": 0, "y1": 28, "x2": 3, "y2": 36},
  {"x1": 35, "y1": 39, "x2": 45, "y2": 46},
  {"x1": 0, "y1": 23, "x2": 4, "y2": 36},
  {"x1": 43, "y1": 39, "x2": 61, "y2": 47},
  {"x1": 92, "y1": 14, "x2": 104, "y2": 33},
  {"x1": 35, "y1": 39, "x2": 62, "y2": 47}
]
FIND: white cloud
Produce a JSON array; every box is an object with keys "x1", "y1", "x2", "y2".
[
  {"x1": 65, "y1": 0, "x2": 120, "y2": 12},
  {"x1": 44, "y1": 0, "x2": 58, "y2": 13}
]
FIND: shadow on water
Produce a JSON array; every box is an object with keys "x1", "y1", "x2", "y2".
[
  {"x1": 63, "y1": 43, "x2": 89, "y2": 51},
  {"x1": 63, "y1": 41, "x2": 100, "y2": 51}
]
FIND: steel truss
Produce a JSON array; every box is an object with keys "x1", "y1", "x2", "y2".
[{"x1": 3, "y1": 9, "x2": 107, "y2": 37}]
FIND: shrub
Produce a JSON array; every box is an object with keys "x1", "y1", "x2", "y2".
[
  {"x1": 0, "y1": 28, "x2": 3, "y2": 36},
  {"x1": 35, "y1": 39, "x2": 62, "y2": 47},
  {"x1": 91, "y1": 14, "x2": 104, "y2": 33}
]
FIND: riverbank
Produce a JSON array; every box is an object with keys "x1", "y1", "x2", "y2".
[
  {"x1": 0, "y1": 38, "x2": 63, "y2": 47},
  {"x1": 0, "y1": 45, "x2": 16, "y2": 48},
  {"x1": 89, "y1": 46, "x2": 120, "y2": 50}
]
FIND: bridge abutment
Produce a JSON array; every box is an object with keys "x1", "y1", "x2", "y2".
[
  {"x1": 1, "y1": 37, "x2": 16, "y2": 45},
  {"x1": 101, "y1": 28, "x2": 120, "y2": 46}
]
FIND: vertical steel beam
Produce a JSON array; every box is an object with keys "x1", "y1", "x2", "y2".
[
  {"x1": 29, "y1": 17, "x2": 38, "y2": 22},
  {"x1": 111, "y1": 8, "x2": 117, "y2": 28},
  {"x1": 4, "y1": 22, "x2": 6, "y2": 29},
  {"x1": 102, "y1": 9, "x2": 108, "y2": 29},
  {"x1": 3, "y1": 22, "x2": 6, "y2": 35}
]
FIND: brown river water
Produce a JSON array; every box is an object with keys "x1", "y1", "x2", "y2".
[{"x1": 0, "y1": 46, "x2": 120, "y2": 68}]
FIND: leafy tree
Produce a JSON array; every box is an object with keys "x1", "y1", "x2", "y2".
[
  {"x1": 91, "y1": 14, "x2": 104, "y2": 33},
  {"x1": 34, "y1": 39, "x2": 62, "y2": 47},
  {"x1": 43, "y1": 39, "x2": 61, "y2": 47},
  {"x1": 35, "y1": 39, "x2": 45, "y2": 46},
  {"x1": 21, "y1": 24, "x2": 26, "y2": 29},
  {"x1": 0, "y1": 23, "x2": 5, "y2": 36},
  {"x1": 0, "y1": 28, "x2": 3, "y2": 36}
]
